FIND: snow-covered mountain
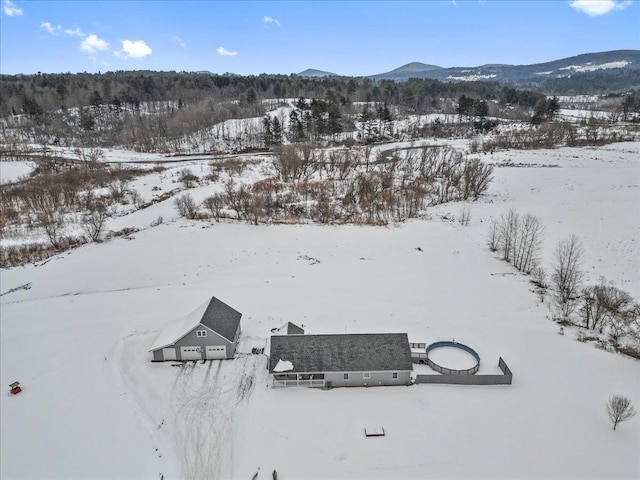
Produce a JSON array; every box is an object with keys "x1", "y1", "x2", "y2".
[{"x1": 301, "y1": 50, "x2": 640, "y2": 93}]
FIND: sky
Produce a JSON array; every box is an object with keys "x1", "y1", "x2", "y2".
[{"x1": 0, "y1": 0, "x2": 638, "y2": 75}]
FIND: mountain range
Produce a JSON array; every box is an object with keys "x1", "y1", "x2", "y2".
[{"x1": 299, "y1": 50, "x2": 640, "y2": 93}]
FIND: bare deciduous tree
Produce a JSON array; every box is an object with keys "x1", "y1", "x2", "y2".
[
  {"x1": 108, "y1": 179, "x2": 130, "y2": 203},
  {"x1": 487, "y1": 218, "x2": 502, "y2": 252},
  {"x1": 202, "y1": 194, "x2": 225, "y2": 221},
  {"x1": 35, "y1": 208, "x2": 65, "y2": 248},
  {"x1": 579, "y1": 279, "x2": 637, "y2": 340},
  {"x1": 272, "y1": 144, "x2": 318, "y2": 183},
  {"x1": 489, "y1": 208, "x2": 544, "y2": 274},
  {"x1": 501, "y1": 208, "x2": 519, "y2": 263},
  {"x1": 532, "y1": 266, "x2": 548, "y2": 289},
  {"x1": 552, "y1": 234, "x2": 584, "y2": 319},
  {"x1": 462, "y1": 158, "x2": 493, "y2": 199},
  {"x1": 81, "y1": 201, "x2": 109, "y2": 242},
  {"x1": 174, "y1": 193, "x2": 198, "y2": 219},
  {"x1": 459, "y1": 204, "x2": 471, "y2": 226},
  {"x1": 512, "y1": 213, "x2": 545, "y2": 274},
  {"x1": 178, "y1": 168, "x2": 198, "y2": 188},
  {"x1": 606, "y1": 395, "x2": 636, "y2": 430}
]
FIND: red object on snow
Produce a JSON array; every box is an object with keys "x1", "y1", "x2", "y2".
[{"x1": 10, "y1": 381, "x2": 21, "y2": 395}]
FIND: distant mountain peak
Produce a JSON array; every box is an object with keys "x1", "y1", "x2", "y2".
[
  {"x1": 298, "y1": 68, "x2": 337, "y2": 78},
  {"x1": 388, "y1": 62, "x2": 443, "y2": 73}
]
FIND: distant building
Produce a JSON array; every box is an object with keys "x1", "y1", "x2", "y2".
[
  {"x1": 271, "y1": 321, "x2": 305, "y2": 335},
  {"x1": 149, "y1": 296, "x2": 241, "y2": 361},
  {"x1": 269, "y1": 333, "x2": 412, "y2": 388}
]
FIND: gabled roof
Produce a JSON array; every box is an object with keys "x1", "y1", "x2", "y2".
[
  {"x1": 149, "y1": 296, "x2": 241, "y2": 351},
  {"x1": 271, "y1": 321, "x2": 305, "y2": 335},
  {"x1": 200, "y1": 296, "x2": 242, "y2": 342},
  {"x1": 286, "y1": 322, "x2": 305, "y2": 335},
  {"x1": 268, "y1": 333, "x2": 412, "y2": 373}
]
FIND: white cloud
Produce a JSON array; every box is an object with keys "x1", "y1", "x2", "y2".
[
  {"x1": 64, "y1": 27, "x2": 84, "y2": 37},
  {"x1": 2, "y1": 0, "x2": 23, "y2": 16},
  {"x1": 263, "y1": 15, "x2": 281, "y2": 26},
  {"x1": 569, "y1": 0, "x2": 632, "y2": 16},
  {"x1": 42, "y1": 22, "x2": 85, "y2": 37},
  {"x1": 80, "y1": 34, "x2": 109, "y2": 53},
  {"x1": 171, "y1": 35, "x2": 186, "y2": 47},
  {"x1": 119, "y1": 39, "x2": 152, "y2": 58},
  {"x1": 217, "y1": 46, "x2": 238, "y2": 56},
  {"x1": 40, "y1": 22, "x2": 61, "y2": 35}
]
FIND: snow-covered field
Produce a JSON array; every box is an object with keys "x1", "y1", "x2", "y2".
[
  {"x1": 1, "y1": 142, "x2": 639, "y2": 479},
  {"x1": 0, "y1": 161, "x2": 35, "y2": 184}
]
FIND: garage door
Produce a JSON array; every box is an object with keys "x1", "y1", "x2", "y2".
[
  {"x1": 206, "y1": 346, "x2": 226, "y2": 360},
  {"x1": 180, "y1": 346, "x2": 202, "y2": 361},
  {"x1": 162, "y1": 348, "x2": 177, "y2": 361}
]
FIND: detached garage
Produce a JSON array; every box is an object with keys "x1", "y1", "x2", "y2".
[{"x1": 149, "y1": 296, "x2": 242, "y2": 361}]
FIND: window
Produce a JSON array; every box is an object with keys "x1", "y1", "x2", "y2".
[
  {"x1": 196, "y1": 330, "x2": 207, "y2": 337},
  {"x1": 392, "y1": 372, "x2": 398, "y2": 379},
  {"x1": 343, "y1": 373, "x2": 349, "y2": 380},
  {"x1": 363, "y1": 372, "x2": 371, "y2": 379}
]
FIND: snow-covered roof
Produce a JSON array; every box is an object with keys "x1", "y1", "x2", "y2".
[
  {"x1": 269, "y1": 333, "x2": 412, "y2": 373},
  {"x1": 149, "y1": 296, "x2": 241, "y2": 351},
  {"x1": 273, "y1": 359, "x2": 294, "y2": 372}
]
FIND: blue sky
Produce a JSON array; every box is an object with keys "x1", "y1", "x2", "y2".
[{"x1": 1, "y1": 0, "x2": 638, "y2": 75}]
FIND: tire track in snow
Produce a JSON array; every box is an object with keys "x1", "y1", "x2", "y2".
[{"x1": 170, "y1": 355, "x2": 260, "y2": 480}]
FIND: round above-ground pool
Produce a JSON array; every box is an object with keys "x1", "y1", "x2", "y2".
[{"x1": 425, "y1": 341, "x2": 480, "y2": 375}]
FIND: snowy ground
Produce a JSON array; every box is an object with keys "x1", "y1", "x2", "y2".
[
  {"x1": 433, "y1": 142, "x2": 640, "y2": 297},
  {"x1": 0, "y1": 161, "x2": 36, "y2": 184},
  {"x1": 1, "y1": 142, "x2": 639, "y2": 479}
]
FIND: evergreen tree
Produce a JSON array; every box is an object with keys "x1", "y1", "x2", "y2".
[
  {"x1": 89, "y1": 90, "x2": 103, "y2": 108},
  {"x1": 262, "y1": 115, "x2": 273, "y2": 147},
  {"x1": 271, "y1": 117, "x2": 283, "y2": 145},
  {"x1": 245, "y1": 86, "x2": 258, "y2": 105},
  {"x1": 457, "y1": 95, "x2": 474, "y2": 119},
  {"x1": 288, "y1": 109, "x2": 305, "y2": 142},
  {"x1": 473, "y1": 100, "x2": 488, "y2": 120},
  {"x1": 359, "y1": 105, "x2": 375, "y2": 143},
  {"x1": 546, "y1": 96, "x2": 560, "y2": 120},
  {"x1": 79, "y1": 106, "x2": 95, "y2": 131},
  {"x1": 531, "y1": 97, "x2": 547, "y2": 125},
  {"x1": 376, "y1": 102, "x2": 393, "y2": 138},
  {"x1": 327, "y1": 101, "x2": 343, "y2": 137},
  {"x1": 296, "y1": 96, "x2": 308, "y2": 110}
]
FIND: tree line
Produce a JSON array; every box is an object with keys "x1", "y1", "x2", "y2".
[
  {"x1": 1, "y1": 70, "x2": 544, "y2": 119},
  {"x1": 488, "y1": 211, "x2": 640, "y2": 357}
]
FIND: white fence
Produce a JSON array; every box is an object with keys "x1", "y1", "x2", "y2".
[{"x1": 272, "y1": 379, "x2": 326, "y2": 388}]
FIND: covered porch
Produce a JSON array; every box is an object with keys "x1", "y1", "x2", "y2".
[{"x1": 272, "y1": 373, "x2": 325, "y2": 388}]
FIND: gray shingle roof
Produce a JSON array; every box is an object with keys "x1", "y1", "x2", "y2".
[
  {"x1": 286, "y1": 322, "x2": 305, "y2": 335},
  {"x1": 200, "y1": 296, "x2": 242, "y2": 342},
  {"x1": 269, "y1": 333, "x2": 412, "y2": 373}
]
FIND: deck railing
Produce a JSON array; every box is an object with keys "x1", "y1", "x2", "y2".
[{"x1": 272, "y1": 379, "x2": 326, "y2": 388}]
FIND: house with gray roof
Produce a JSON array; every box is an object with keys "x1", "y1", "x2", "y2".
[
  {"x1": 149, "y1": 296, "x2": 242, "y2": 361},
  {"x1": 269, "y1": 333, "x2": 412, "y2": 388}
]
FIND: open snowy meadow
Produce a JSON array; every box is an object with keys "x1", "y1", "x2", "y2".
[{"x1": 1, "y1": 142, "x2": 639, "y2": 479}]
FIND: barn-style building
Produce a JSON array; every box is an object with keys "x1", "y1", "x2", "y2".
[{"x1": 150, "y1": 296, "x2": 241, "y2": 361}]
